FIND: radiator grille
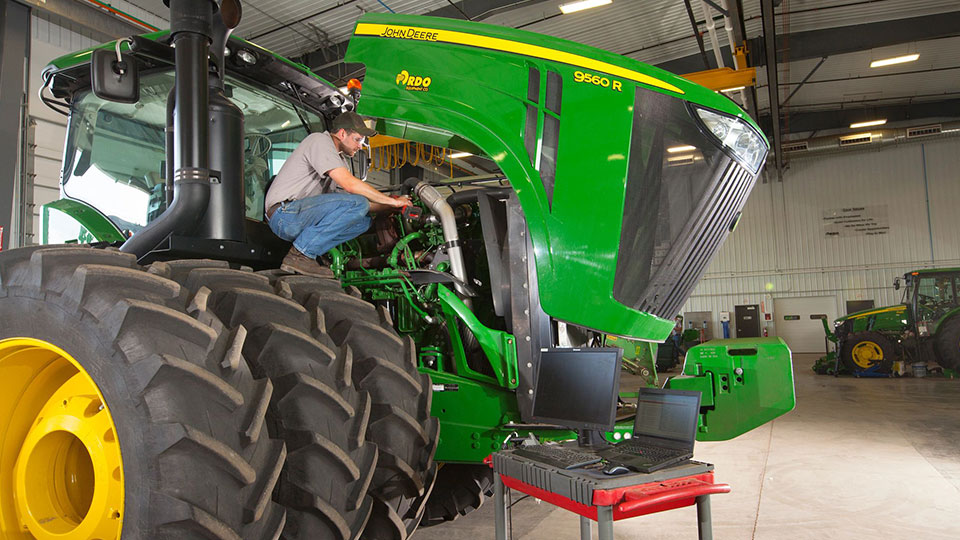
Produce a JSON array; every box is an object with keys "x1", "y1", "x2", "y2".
[{"x1": 635, "y1": 162, "x2": 756, "y2": 318}]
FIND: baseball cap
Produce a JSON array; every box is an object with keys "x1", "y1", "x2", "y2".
[{"x1": 332, "y1": 112, "x2": 378, "y2": 137}]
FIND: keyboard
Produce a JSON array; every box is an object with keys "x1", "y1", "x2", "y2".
[
  {"x1": 605, "y1": 440, "x2": 685, "y2": 460},
  {"x1": 512, "y1": 445, "x2": 602, "y2": 469}
]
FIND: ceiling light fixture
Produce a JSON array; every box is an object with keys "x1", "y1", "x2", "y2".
[
  {"x1": 720, "y1": 86, "x2": 745, "y2": 93},
  {"x1": 667, "y1": 145, "x2": 697, "y2": 153},
  {"x1": 559, "y1": 0, "x2": 612, "y2": 15},
  {"x1": 869, "y1": 54, "x2": 919, "y2": 68},
  {"x1": 449, "y1": 152, "x2": 473, "y2": 159},
  {"x1": 849, "y1": 119, "x2": 887, "y2": 129}
]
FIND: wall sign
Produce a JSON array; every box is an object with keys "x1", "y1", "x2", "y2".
[{"x1": 823, "y1": 205, "x2": 890, "y2": 237}]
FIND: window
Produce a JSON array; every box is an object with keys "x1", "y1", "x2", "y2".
[
  {"x1": 61, "y1": 70, "x2": 322, "y2": 229},
  {"x1": 916, "y1": 275, "x2": 957, "y2": 322}
]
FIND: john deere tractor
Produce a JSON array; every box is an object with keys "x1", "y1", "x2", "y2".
[
  {"x1": 0, "y1": 1, "x2": 795, "y2": 538},
  {"x1": 824, "y1": 268, "x2": 960, "y2": 376}
]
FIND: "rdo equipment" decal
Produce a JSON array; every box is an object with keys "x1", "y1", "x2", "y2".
[{"x1": 397, "y1": 70, "x2": 432, "y2": 92}]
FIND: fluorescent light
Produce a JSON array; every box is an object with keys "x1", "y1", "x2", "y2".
[
  {"x1": 720, "y1": 86, "x2": 745, "y2": 93},
  {"x1": 870, "y1": 54, "x2": 919, "y2": 68},
  {"x1": 667, "y1": 145, "x2": 697, "y2": 153},
  {"x1": 559, "y1": 0, "x2": 612, "y2": 15},
  {"x1": 849, "y1": 119, "x2": 887, "y2": 129},
  {"x1": 449, "y1": 152, "x2": 473, "y2": 159},
  {"x1": 280, "y1": 120, "x2": 291, "y2": 129}
]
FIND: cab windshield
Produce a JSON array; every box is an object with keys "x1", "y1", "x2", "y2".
[
  {"x1": 55, "y1": 70, "x2": 322, "y2": 239},
  {"x1": 915, "y1": 274, "x2": 959, "y2": 323}
]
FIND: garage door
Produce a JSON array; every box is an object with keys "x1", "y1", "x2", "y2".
[{"x1": 773, "y1": 296, "x2": 838, "y2": 353}]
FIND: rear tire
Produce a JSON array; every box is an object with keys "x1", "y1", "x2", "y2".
[
  {"x1": 282, "y1": 277, "x2": 440, "y2": 539},
  {"x1": 0, "y1": 246, "x2": 286, "y2": 540},
  {"x1": 421, "y1": 464, "x2": 494, "y2": 527},
  {"x1": 841, "y1": 331, "x2": 894, "y2": 374},
  {"x1": 160, "y1": 264, "x2": 439, "y2": 539},
  {"x1": 156, "y1": 261, "x2": 379, "y2": 540},
  {"x1": 933, "y1": 317, "x2": 960, "y2": 370}
]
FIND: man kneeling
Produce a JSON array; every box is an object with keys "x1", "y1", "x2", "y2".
[{"x1": 264, "y1": 112, "x2": 411, "y2": 276}]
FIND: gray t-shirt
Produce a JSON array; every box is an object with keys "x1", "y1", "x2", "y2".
[{"x1": 264, "y1": 131, "x2": 349, "y2": 209}]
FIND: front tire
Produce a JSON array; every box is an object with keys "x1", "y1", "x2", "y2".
[
  {"x1": 421, "y1": 464, "x2": 494, "y2": 527},
  {"x1": 841, "y1": 331, "x2": 894, "y2": 374},
  {"x1": 0, "y1": 247, "x2": 286, "y2": 540}
]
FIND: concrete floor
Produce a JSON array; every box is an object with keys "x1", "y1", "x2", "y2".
[{"x1": 414, "y1": 353, "x2": 960, "y2": 539}]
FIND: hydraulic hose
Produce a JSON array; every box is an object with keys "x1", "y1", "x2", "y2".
[{"x1": 413, "y1": 182, "x2": 470, "y2": 296}]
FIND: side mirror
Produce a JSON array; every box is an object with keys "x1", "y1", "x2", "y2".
[
  {"x1": 893, "y1": 277, "x2": 901, "y2": 291},
  {"x1": 91, "y1": 47, "x2": 139, "y2": 104}
]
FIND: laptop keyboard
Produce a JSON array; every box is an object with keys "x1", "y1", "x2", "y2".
[
  {"x1": 512, "y1": 445, "x2": 602, "y2": 469},
  {"x1": 606, "y1": 440, "x2": 684, "y2": 460}
]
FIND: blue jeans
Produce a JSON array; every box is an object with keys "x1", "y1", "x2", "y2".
[{"x1": 268, "y1": 193, "x2": 371, "y2": 258}]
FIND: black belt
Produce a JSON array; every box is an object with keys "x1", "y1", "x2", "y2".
[{"x1": 266, "y1": 202, "x2": 283, "y2": 219}]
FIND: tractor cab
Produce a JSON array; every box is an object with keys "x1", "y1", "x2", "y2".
[{"x1": 903, "y1": 270, "x2": 960, "y2": 337}]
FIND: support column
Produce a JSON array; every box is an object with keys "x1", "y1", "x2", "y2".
[{"x1": 0, "y1": 0, "x2": 31, "y2": 250}]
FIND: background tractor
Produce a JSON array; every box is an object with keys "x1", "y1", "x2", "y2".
[
  {"x1": 823, "y1": 268, "x2": 960, "y2": 376},
  {"x1": 0, "y1": 1, "x2": 795, "y2": 538}
]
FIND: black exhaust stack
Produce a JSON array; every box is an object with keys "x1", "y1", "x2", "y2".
[{"x1": 121, "y1": 0, "x2": 245, "y2": 256}]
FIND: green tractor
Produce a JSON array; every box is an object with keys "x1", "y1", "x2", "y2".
[
  {"x1": 824, "y1": 269, "x2": 960, "y2": 376},
  {"x1": 0, "y1": 1, "x2": 795, "y2": 538}
]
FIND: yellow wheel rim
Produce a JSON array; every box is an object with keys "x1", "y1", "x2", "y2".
[
  {"x1": 851, "y1": 340, "x2": 883, "y2": 369},
  {"x1": 0, "y1": 338, "x2": 124, "y2": 539}
]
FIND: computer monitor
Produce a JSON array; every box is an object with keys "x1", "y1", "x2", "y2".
[{"x1": 530, "y1": 348, "x2": 623, "y2": 436}]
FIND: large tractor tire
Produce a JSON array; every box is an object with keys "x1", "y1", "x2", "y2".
[
  {"x1": 157, "y1": 263, "x2": 438, "y2": 539},
  {"x1": 276, "y1": 274, "x2": 440, "y2": 540},
  {"x1": 421, "y1": 464, "x2": 494, "y2": 527},
  {"x1": 153, "y1": 261, "x2": 378, "y2": 540},
  {"x1": 0, "y1": 246, "x2": 287, "y2": 540},
  {"x1": 840, "y1": 331, "x2": 894, "y2": 375},
  {"x1": 933, "y1": 317, "x2": 960, "y2": 370}
]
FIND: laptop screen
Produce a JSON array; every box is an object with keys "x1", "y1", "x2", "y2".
[{"x1": 632, "y1": 387, "x2": 702, "y2": 445}]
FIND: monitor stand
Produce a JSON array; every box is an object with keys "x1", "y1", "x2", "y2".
[{"x1": 576, "y1": 428, "x2": 610, "y2": 449}]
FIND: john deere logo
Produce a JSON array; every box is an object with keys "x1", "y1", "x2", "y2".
[{"x1": 396, "y1": 70, "x2": 431, "y2": 92}]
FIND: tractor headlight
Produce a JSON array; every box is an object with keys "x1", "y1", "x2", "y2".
[{"x1": 695, "y1": 107, "x2": 767, "y2": 173}]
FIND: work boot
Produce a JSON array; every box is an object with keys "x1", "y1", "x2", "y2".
[{"x1": 280, "y1": 247, "x2": 332, "y2": 277}]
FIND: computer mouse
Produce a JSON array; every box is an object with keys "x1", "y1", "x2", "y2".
[{"x1": 602, "y1": 464, "x2": 630, "y2": 475}]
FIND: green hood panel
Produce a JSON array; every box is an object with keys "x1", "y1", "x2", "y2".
[
  {"x1": 836, "y1": 304, "x2": 909, "y2": 323},
  {"x1": 346, "y1": 14, "x2": 763, "y2": 341}
]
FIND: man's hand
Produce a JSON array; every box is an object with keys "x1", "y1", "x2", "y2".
[
  {"x1": 328, "y1": 167, "x2": 412, "y2": 210},
  {"x1": 390, "y1": 195, "x2": 413, "y2": 208}
]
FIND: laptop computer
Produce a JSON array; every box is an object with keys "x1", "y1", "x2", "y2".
[{"x1": 598, "y1": 387, "x2": 702, "y2": 473}]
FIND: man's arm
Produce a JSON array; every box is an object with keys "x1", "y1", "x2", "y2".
[{"x1": 328, "y1": 167, "x2": 411, "y2": 208}]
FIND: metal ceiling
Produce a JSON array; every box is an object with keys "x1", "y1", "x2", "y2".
[{"x1": 101, "y1": 0, "x2": 960, "y2": 146}]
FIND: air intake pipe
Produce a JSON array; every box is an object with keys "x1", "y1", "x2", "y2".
[
  {"x1": 413, "y1": 181, "x2": 470, "y2": 296},
  {"x1": 121, "y1": 0, "x2": 221, "y2": 257}
]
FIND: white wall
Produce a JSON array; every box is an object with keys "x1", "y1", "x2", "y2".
[
  {"x1": 682, "y1": 136, "x2": 960, "y2": 338},
  {"x1": 27, "y1": 12, "x2": 101, "y2": 245}
]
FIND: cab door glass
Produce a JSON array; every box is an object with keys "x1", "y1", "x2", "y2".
[{"x1": 916, "y1": 276, "x2": 955, "y2": 322}]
